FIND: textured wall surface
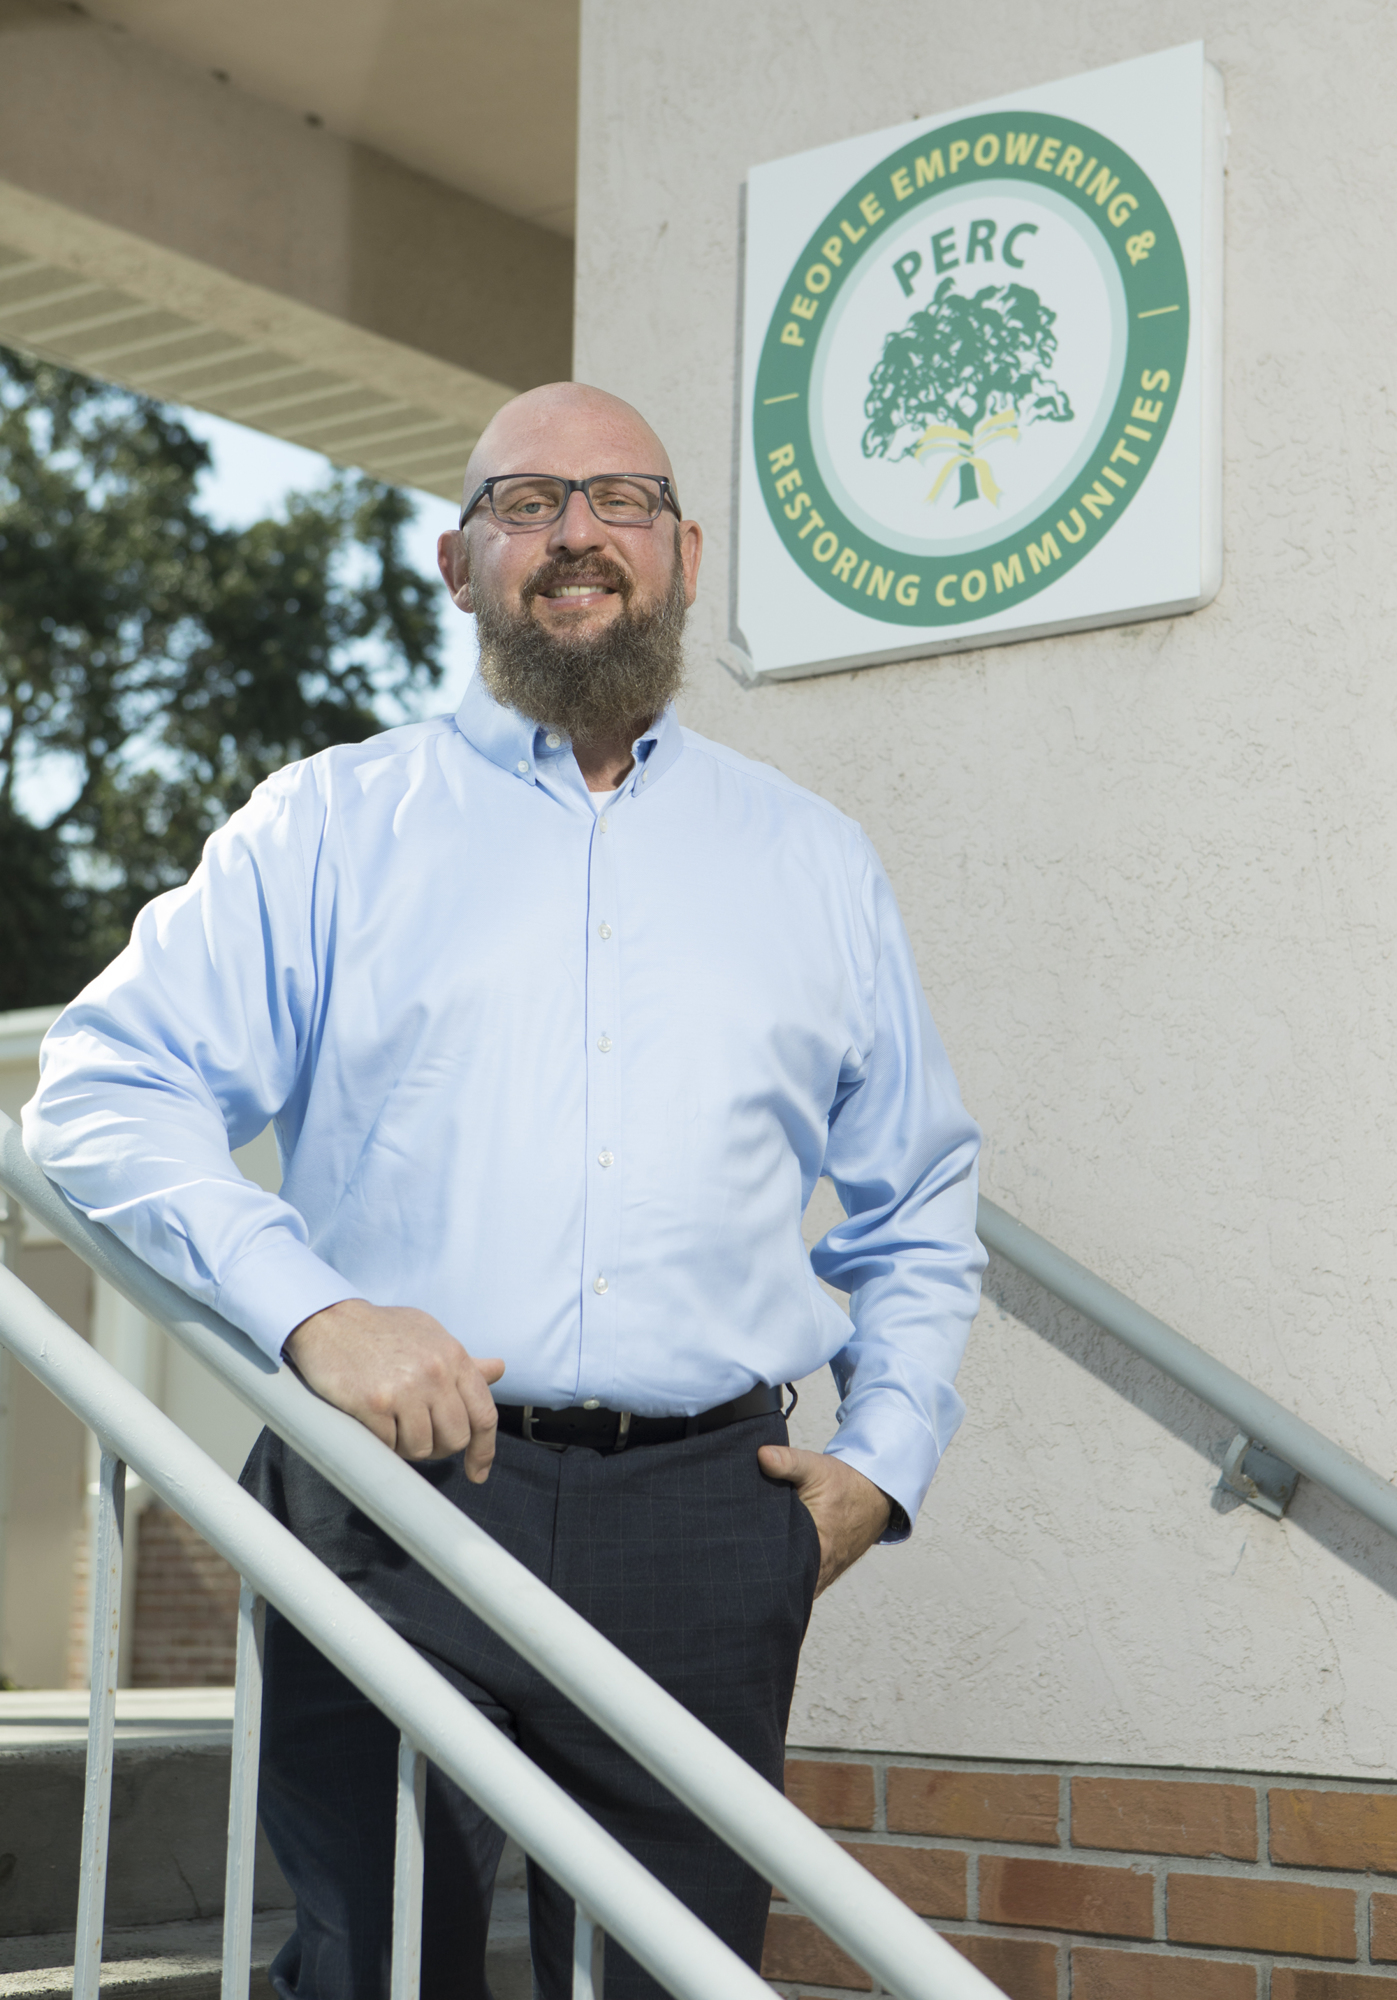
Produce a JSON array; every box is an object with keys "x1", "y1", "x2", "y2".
[{"x1": 575, "y1": 0, "x2": 1397, "y2": 1774}]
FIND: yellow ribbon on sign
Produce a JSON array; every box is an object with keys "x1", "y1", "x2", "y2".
[
  {"x1": 924, "y1": 450, "x2": 1001, "y2": 507},
  {"x1": 912, "y1": 408, "x2": 1020, "y2": 506}
]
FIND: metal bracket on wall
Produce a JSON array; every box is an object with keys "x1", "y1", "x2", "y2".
[{"x1": 1220, "y1": 1433, "x2": 1300, "y2": 1519}]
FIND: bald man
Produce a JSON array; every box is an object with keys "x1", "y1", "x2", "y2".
[{"x1": 25, "y1": 383, "x2": 985, "y2": 2000}]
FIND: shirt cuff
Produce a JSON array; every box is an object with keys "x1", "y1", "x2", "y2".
[
  {"x1": 214, "y1": 1234, "x2": 363, "y2": 1363},
  {"x1": 822, "y1": 1392, "x2": 953, "y2": 1543}
]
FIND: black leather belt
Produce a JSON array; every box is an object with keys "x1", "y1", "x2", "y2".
[{"x1": 496, "y1": 1382, "x2": 786, "y2": 1453}]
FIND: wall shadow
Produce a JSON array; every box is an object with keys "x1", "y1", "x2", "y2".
[{"x1": 983, "y1": 1248, "x2": 1397, "y2": 1608}]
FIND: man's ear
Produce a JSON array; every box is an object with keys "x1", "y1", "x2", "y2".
[
  {"x1": 678, "y1": 518, "x2": 704, "y2": 608},
  {"x1": 437, "y1": 529, "x2": 474, "y2": 613}
]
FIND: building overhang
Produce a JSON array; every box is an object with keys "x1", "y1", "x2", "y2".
[{"x1": 0, "y1": 1, "x2": 577, "y2": 496}]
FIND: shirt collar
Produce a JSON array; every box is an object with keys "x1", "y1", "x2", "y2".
[{"x1": 452, "y1": 672, "x2": 683, "y2": 798}]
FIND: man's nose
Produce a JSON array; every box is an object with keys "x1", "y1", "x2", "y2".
[{"x1": 547, "y1": 488, "x2": 605, "y2": 554}]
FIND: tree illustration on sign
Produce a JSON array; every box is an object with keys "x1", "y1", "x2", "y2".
[{"x1": 862, "y1": 276, "x2": 1074, "y2": 508}]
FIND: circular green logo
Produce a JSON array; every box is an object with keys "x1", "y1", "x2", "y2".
[{"x1": 754, "y1": 112, "x2": 1189, "y2": 625}]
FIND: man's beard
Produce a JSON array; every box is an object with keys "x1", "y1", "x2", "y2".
[{"x1": 471, "y1": 543, "x2": 688, "y2": 746}]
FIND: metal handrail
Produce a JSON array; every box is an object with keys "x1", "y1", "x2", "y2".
[
  {"x1": 977, "y1": 1195, "x2": 1397, "y2": 1542},
  {"x1": 0, "y1": 1262, "x2": 773, "y2": 2000},
  {"x1": 0, "y1": 1113, "x2": 1006, "y2": 2000}
]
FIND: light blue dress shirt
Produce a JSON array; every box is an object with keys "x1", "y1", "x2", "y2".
[{"x1": 24, "y1": 677, "x2": 985, "y2": 1528}]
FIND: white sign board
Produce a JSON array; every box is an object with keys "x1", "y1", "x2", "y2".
[{"x1": 727, "y1": 43, "x2": 1224, "y2": 683}]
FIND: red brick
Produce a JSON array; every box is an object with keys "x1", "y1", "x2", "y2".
[
  {"x1": 1167, "y1": 1875, "x2": 1356, "y2": 1960},
  {"x1": 1073, "y1": 1945, "x2": 1257, "y2": 1998},
  {"x1": 132, "y1": 1503, "x2": 240, "y2": 1686},
  {"x1": 943, "y1": 1932, "x2": 1059, "y2": 2000},
  {"x1": 1073, "y1": 1778, "x2": 1258, "y2": 1861},
  {"x1": 886, "y1": 1767, "x2": 1059, "y2": 1843},
  {"x1": 1271, "y1": 1791, "x2": 1397, "y2": 1875},
  {"x1": 978, "y1": 1856, "x2": 1153, "y2": 1938},
  {"x1": 1272, "y1": 1975, "x2": 1397, "y2": 1999},
  {"x1": 784, "y1": 1759, "x2": 875, "y2": 1831},
  {"x1": 1373, "y1": 1893, "x2": 1397, "y2": 1961},
  {"x1": 761, "y1": 1912, "x2": 870, "y2": 1989},
  {"x1": 837, "y1": 1841, "x2": 965, "y2": 1918}
]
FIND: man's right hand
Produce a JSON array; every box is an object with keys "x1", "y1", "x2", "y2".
[{"x1": 284, "y1": 1299, "x2": 505, "y2": 1481}]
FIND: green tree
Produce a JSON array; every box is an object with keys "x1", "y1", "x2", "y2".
[
  {"x1": 0, "y1": 348, "x2": 443, "y2": 1010},
  {"x1": 862, "y1": 276, "x2": 1074, "y2": 507}
]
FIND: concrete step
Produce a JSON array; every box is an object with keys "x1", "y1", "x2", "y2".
[
  {"x1": 0, "y1": 1911, "x2": 290, "y2": 1997},
  {"x1": 0, "y1": 1693, "x2": 534, "y2": 1996},
  {"x1": 0, "y1": 1692, "x2": 290, "y2": 1938},
  {"x1": 0, "y1": 1891, "x2": 532, "y2": 1997}
]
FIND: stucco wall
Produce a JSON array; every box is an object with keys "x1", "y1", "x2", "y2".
[{"x1": 575, "y1": 0, "x2": 1397, "y2": 1775}]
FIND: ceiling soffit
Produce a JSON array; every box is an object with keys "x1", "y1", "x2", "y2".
[
  {"x1": 80, "y1": 0, "x2": 580, "y2": 238},
  {"x1": 0, "y1": 239, "x2": 495, "y2": 500}
]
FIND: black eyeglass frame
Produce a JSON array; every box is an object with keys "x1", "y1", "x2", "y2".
[{"x1": 458, "y1": 473, "x2": 683, "y2": 532}]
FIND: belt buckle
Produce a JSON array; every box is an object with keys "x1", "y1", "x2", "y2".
[{"x1": 519, "y1": 1404, "x2": 632, "y2": 1451}]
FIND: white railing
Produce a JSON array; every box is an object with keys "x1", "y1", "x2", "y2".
[
  {"x1": 0, "y1": 1269, "x2": 771, "y2": 2000},
  {"x1": 0, "y1": 1112, "x2": 1007, "y2": 2000}
]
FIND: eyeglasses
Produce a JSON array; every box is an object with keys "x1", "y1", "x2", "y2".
[{"x1": 459, "y1": 473, "x2": 682, "y2": 532}]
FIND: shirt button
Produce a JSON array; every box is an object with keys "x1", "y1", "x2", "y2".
[
  {"x1": 593, "y1": 1274, "x2": 609, "y2": 1295},
  {"x1": 546, "y1": 733, "x2": 561, "y2": 749},
  {"x1": 516, "y1": 759, "x2": 529, "y2": 775},
  {"x1": 642, "y1": 771, "x2": 650, "y2": 784},
  {"x1": 597, "y1": 1035, "x2": 612, "y2": 1054},
  {"x1": 598, "y1": 1150, "x2": 614, "y2": 1168},
  {"x1": 598, "y1": 922, "x2": 612, "y2": 940},
  {"x1": 598, "y1": 814, "x2": 608, "y2": 833},
  {"x1": 582, "y1": 1397, "x2": 601, "y2": 1410}
]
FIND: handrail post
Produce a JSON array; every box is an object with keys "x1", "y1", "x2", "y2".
[
  {"x1": 221, "y1": 1581, "x2": 267, "y2": 2000},
  {"x1": 0, "y1": 1189, "x2": 20, "y2": 1271},
  {"x1": 73, "y1": 1447, "x2": 124, "y2": 2000},
  {"x1": 573, "y1": 1907, "x2": 605, "y2": 1999},
  {"x1": 390, "y1": 1736, "x2": 427, "y2": 1999}
]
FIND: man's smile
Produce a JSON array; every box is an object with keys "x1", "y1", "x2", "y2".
[{"x1": 521, "y1": 551, "x2": 634, "y2": 615}]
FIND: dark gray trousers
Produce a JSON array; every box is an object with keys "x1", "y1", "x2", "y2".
[{"x1": 240, "y1": 1410, "x2": 819, "y2": 2000}]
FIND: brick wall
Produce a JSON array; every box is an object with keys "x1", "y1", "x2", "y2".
[
  {"x1": 130, "y1": 1502, "x2": 240, "y2": 1686},
  {"x1": 764, "y1": 1753, "x2": 1397, "y2": 1999}
]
